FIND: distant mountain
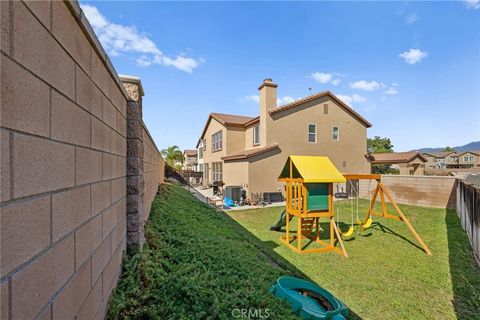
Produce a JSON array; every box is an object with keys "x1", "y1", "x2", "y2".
[{"x1": 414, "y1": 141, "x2": 480, "y2": 153}]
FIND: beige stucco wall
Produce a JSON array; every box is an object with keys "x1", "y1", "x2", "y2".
[
  {"x1": 244, "y1": 123, "x2": 259, "y2": 149},
  {"x1": 201, "y1": 118, "x2": 226, "y2": 184},
  {"x1": 239, "y1": 95, "x2": 369, "y2": 197},
  {"x1": 223, "y1": 160, "x2": 249, "y2": 190},
  {"x1": 226, "y1": 126, "x2": 246, "y2": 155},
  {"x1": 266, "y1": 96, "x2": 369, "y2": 174}
]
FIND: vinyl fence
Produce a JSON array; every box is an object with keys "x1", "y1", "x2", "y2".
[{"x1": 455, "y1": 179, "x2": 480, "y2": 261}]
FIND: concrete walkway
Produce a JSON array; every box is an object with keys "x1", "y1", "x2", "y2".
[{"x1": 189, "y1": 185, "x2": 286, "y2": 211}]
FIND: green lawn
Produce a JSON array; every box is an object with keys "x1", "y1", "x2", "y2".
[{"x1": 227, "y1": 200, "x2": 480, "y2": 320}]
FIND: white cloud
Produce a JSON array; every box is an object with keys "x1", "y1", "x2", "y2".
[
  {"x1": 350, "y1": 80, "x2": 383, "y2": 91},
  {"x1": 384, "y1": 87, "x2": 399, "y2": 96},
  {"x1": 244, "y1": 95, "x2": 260, "y2": 103},
  {"x1": 311, "y1": 72, "x2": 333, "y2": 84},
  {"x1": 243, "y1": 95, "x2": 296, "y2": 106},
  {"x1": 277, "y1": 96, "x2": 296, "y2": 105},
  {"x1": 311, "y1": 72, "x2": 342, "y2": 86},
  {"x1": 331, "y1": 79, "x2": 341, "y2": 86},
  {"x1": 337, "y1": 94, "x2": 366, "y2": 105},
  {"x1": 464, "y1": 0, "x2": 480, "y2": 9},
  {"x1": 405, "y1": 13, "x2": 418, "y2": 25},
  {"x1": 399, "y1": 48, "x2": 428, "y2": 64},
  {"x1": 80, "y1": 4, "x2": 202, "y2": 73}
]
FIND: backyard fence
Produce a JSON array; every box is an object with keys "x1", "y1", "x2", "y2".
[{"x1": 455, "y1": 179, "x2": 480, "y2": 261}]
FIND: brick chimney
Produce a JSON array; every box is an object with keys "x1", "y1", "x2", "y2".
[{"x1": 258, "y1": 78, "x2": 277, "y2": 146}]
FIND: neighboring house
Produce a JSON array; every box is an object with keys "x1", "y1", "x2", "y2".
[
  {"x1": 183, "y1": 149, "x2": 198, "y2": 171},
  {"x1": 366, "y1": 152, "x2": 427, "y2": 175},
  {"x1": 422, "y1": 151, "x2": 457, "y2": 169},
  {"x1": 196, "y1": 78, "x2": 372, "y2": 198},
  {"x1": 457, "y1": 151, "x2": 480, "y2": 168}
]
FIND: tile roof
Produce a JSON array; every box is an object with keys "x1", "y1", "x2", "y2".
[
  {"x1": 210, "y1": 113, "x2": 256, "y2": 126},
  {"x1": 222, "y1": 144, "x2": 280, "y2": 161},
  {"x1": 196, "y1": 113, "x2": 257, "y2": 147},
  {"x1": 268, "y1": 91, "x2": 372, "y2": 128},
  {"x1": 456, "y1": 150, "x2": 480, "y2": 156},
  {"x1": 367, "y1": 151, "x2": 427, "y2": 164},
  {"x1": 183, "y1": 149, "x2": 197, "y2": 156},
  {"x1": 421, "y1": 151, "x2": 456, "y2": 158}
]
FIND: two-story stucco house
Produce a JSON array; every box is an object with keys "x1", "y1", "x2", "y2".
[
  {"x1": 422, "y1": 151, "x2": 457, "y2": 169},
  {"x1": 457, "y1": 151, "x2": 480, "y2": 168},
  {"x1": 182, "y1": 149, "x2": 198, "y2": 171},
  {"x1": 196, "y1": 79, "x2": 372, "y2": 198}
]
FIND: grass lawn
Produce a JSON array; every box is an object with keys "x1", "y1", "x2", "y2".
[
  {"x1": 107, "y1": 184, "x2": 302, "y2": 319},
  {"x1": 227, "y1": 199, "x2": 480, "y2": 320}
]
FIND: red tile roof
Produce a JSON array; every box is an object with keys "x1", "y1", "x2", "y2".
[
  {"x1": 268, "y1": 91, "x2": 372, "y2": 128},
  {"x1": 366, "y1": 151, "x2": 427, "y2": 164},
  {"x1": 222, "y1": 144, "x2": 280, "y2": 161}
]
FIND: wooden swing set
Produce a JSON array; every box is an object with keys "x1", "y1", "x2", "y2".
[{"x1": 277, "y1": 156, "x2": 432, "y2": 257}]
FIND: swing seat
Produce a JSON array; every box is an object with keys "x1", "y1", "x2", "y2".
[
  {"x1": 341, "y1": 226, "x2": 354, "y2": 238},
  {"x1": 361, "y1": 218, "x2": 373, "y2": 230}
]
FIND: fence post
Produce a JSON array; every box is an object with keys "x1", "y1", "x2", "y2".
[{"x1": 120, "y1": 75, "x2": 146, "y2": 249}]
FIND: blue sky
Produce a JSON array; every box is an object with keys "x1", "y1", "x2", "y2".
[{"x1": 80, "y1": 1, "x2": 480, "y2": 152}]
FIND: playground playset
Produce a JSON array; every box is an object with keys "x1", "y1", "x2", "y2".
[{"x1": 272, "y1": 155, "x2": 432, "y2": 257}]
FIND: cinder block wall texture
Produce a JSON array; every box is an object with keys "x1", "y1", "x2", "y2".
[
  {"x1": 359, "y1": 175, "x2": 456, "y2": 209},
  {"x1": 0, "y1": 1, "x2": 164, "y2": 319}
]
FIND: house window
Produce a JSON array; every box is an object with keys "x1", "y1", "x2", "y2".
[
  {"x1": 212, "y1": 162, "x2": 223, "y2": 182},
  {"x1": 253, "y1": 125, "x2": 260, "y2": 145},
  {"x1": 308, "y1": 124, "x2": 316, "y2": 143},
  {"x1": 212, "y1": 131, "x2": 222, "y2": 151},
  {"x1": 464, "y1": 155, "x2": 474, "y2": 163},
  {"x1": 198, "y1": 141, "x2": 204, "y2": 159},
  {"x1": 324, "y1": 104, "x2": 328, "y2": 114},
  {"x1": 332, "y1": 126, "x2": 340, "y2": 141}
]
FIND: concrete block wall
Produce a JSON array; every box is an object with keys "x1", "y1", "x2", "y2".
[
  {"x1": 143, "y1": 126, "x2": 165, "y2": 221},
  {"x1": 0, "y1": 1, "x2": 164, "y2": 318},
  {"x1": 359, "y1": 175, "x2": 456, "y2": 209}
]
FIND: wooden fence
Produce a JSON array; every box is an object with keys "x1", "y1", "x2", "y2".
[{"x1": 455, "y1": 179, "x2": 480, "y2": 261}]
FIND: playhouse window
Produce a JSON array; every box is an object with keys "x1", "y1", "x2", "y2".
[
  {"x1": 253, "y1": 125, "x2": 260, "y2": 145},
  {"x1": 332, "y1": 126, "x2": 339, "y2": 141},
  {"x1": 212, "y1": 131, "x2": 222, "y2": 151},
  {"x1": 308, "y1": 124, "x2": 317, "y2": 143}
]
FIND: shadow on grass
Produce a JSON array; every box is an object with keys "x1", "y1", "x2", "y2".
[
  {"x1": 369, "y1": 222, "x2": 425, "y2": 253},
  {"x1": 445, "y1": 208, "x2": 480, "y2": 319},
  {"x1": 218, "y1": 210, "x2": 364, "y2": 320}
]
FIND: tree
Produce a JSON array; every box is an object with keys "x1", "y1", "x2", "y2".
[
  {"x1": 443, "y1": 146, "x2": 453, "y2": 152},
  {"x1": 161, "y1": 145, "x2": 183, "y2": 170},
  {"x1": 367, "y1": 136, "x2": 395, "y2": 174},
  {"x1": 367, "y1": 136, "x2": 394, "y2": 154}
]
